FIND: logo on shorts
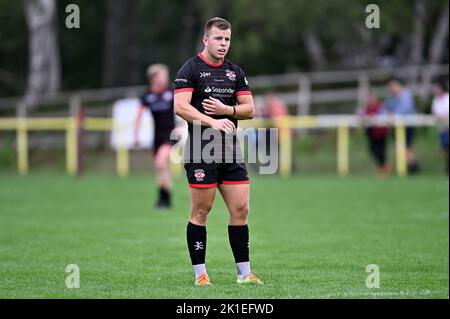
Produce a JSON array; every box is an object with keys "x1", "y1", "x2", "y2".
[
  {"x1": 225, "y1": 70, "x2": 236, "y2": 81},
  {"x1": 194, "y1": 169, "x2": 206, "y2": 181}
]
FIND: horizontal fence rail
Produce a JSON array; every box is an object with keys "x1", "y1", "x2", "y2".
[
  {"x1": 1, "y1": 64, "x2": 447, "y2": 117},
  {"x1": 0, "y1": 115, "x2": 446, "y2": 177}
]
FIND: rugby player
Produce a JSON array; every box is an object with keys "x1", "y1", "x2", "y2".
[
  {"x1": 174, "y1": 17, "x2": 263, "y2": 286},
  {"x1": 134, "y1": 64, "x2": 175, "y2": 209}
]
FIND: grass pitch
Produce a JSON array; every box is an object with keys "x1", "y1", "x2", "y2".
[{"x1": 0, "y1": 173, "x2": 448, "y2": 298}]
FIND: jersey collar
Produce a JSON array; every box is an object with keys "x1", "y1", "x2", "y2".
[{"x1": 198, "y1": 52, "x2": 224, "y2": 67}]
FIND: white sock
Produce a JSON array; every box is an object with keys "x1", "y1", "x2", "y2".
[
  {"x1": 193, "y1": 264, "x2": 207, "y2": 279},
  {"x1": 236, "y1": 262, "x2": 251, "y2": 280}
]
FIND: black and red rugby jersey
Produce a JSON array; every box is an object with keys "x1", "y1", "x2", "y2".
[
  {"x1": 173, "y1": 53, "x2": 251, "y2": 123},
  {"x1": 140, "y1": 88, "x2": 175, "y2": 138},
  {"x1": 174, "y1": 53, "x2": 252, "y2": 162}
]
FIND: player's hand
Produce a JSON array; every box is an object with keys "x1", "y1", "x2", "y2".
[
  {"x1": 210, "y1": 118, "x2": 235, "y2": 134},
  {"x1": 202, "y1": 97, "x2": 229, "y2": 116}
]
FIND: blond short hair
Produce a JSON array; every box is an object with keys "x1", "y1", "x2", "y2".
[{"x1": 146, "y1": 63, "x2": 169, "y2": 80}]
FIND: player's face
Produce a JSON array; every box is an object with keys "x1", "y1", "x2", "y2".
[
  {"x1": 204, "y1": 27, "x2": 231, "y2": 60},
  {"x1": 150, "y1": 69, "x2": 169, "y2": 92},
  {"x1": 433, "y1": 84, "x2": 444, "y2": 96}
]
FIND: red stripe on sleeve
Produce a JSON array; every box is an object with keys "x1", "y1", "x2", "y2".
[
  {"x1": 174, "y1": 88, "x2": 194, "y2": 94},
  {"x1": 236, "y1": 91, "x2": 252, "y2": 96}
]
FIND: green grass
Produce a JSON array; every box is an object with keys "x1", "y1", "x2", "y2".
[{"x1": 0, "y1": 173, "x2": 448, "y2": 298}]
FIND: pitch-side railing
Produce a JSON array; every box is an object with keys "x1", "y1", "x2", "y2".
[{"x1": 0, "y1": 115, "x2": 444, "y2": 177}]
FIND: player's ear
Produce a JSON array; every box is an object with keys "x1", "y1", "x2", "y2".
[{"x1": 202, "y1": 35, "x2": 208, "y2": 47}]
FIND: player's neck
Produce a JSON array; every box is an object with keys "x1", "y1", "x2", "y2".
[
  {"x1": 149, "y1": 85, "x2": 168, "y2": 94},
  {"x1": 200, "y1": 50, "x2": 223, "y2": 66}
]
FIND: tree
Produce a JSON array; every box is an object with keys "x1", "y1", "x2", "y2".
[
  {"x1": 302, "y1": 29, "x2": 327, "y2": 70},
  {"x1": 410, "y1": 0, "x2": 426, "y2": 65},
  {"x1": 23, "y1": 0, "x2": 61, "y2": 107},
  {"x1": 102, "y1": 0, "x2": 138, "y2": 87},
  {"x1": 428, "y1": 2, "x2": 449, "y2": 64},
  {"x1": 178, "y1": 0, "x2": 201, "y2": 63}
]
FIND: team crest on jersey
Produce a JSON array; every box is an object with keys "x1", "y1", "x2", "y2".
[
  {"x1": 194, "y1": 169, "x2": 206, "y2": 181},
  {"x1": 225, "y1": 70, "x2": 236, "y2": 81}
]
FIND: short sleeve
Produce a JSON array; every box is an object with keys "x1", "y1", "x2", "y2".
[
  {"x1": 174, "y1": 61, "x2": 196, "y2": 94},
  {"x1": 235, "y1": 67, "x2": 252, "y2": 97}
]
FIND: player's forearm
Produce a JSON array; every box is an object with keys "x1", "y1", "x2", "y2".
[
  {"x1": 134, "y1": 106, "x2": 144, "y2": 130},
  {"x1": 175, "y1": 101, "x2": 215, "y2": 127},
  {"x1": 228, "y1": 102, "x2": 255, "y2": 120}
]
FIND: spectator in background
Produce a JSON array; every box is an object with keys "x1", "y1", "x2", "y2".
[
  {"x1": 260, "y1": 94, "x2": 289, "y2": 172},
  {"x1": 263, "y1": 94, "x2": 289, "y2": 118},
  {"x1": 358, "y1": 93, "x2": 391, "y2": 175},
  {"x1": 383, "y1": 77, "x2": 420, "y2": 174},
  {"x1": 431, "y1": 80, "x2": 449, "y2": 175}
]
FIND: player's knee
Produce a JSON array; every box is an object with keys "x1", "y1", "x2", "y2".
[
  {"x1": 154, "y1": 159, "x2": 168, "y2": 172},
  {"x1": 191, "y1": 213, "x2": 208, "y2": 225},
  {"x1": 233, "y1": 202, "x2": 249, "y2": 219}
]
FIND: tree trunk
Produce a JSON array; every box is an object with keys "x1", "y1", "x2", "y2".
[
  {"x1": 410, "y1": 0, "x2": 426, "y2": 65},
  {"x1": 428, "y1": 2, "x2": 449, "y2": 64},
  {"x1": 102, "y1": 0, "x2": 137, "y2": 87},
  {"x1": 302, "y1": 29, "x2": 327, "y2": 70},
  {"x1": 24, "y1": 0, "x2": 61, "y2": 107},
  {"x1": 126, "y1": 10, "x2": 140, "y2": 86},
  {"x1": 179, "y1": 1, "x2": 200, "y2": 62}
]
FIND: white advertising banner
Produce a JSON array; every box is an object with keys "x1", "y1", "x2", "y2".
[{"x1": 110, "y1": 98, "x2": 154, "y2": 150}]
